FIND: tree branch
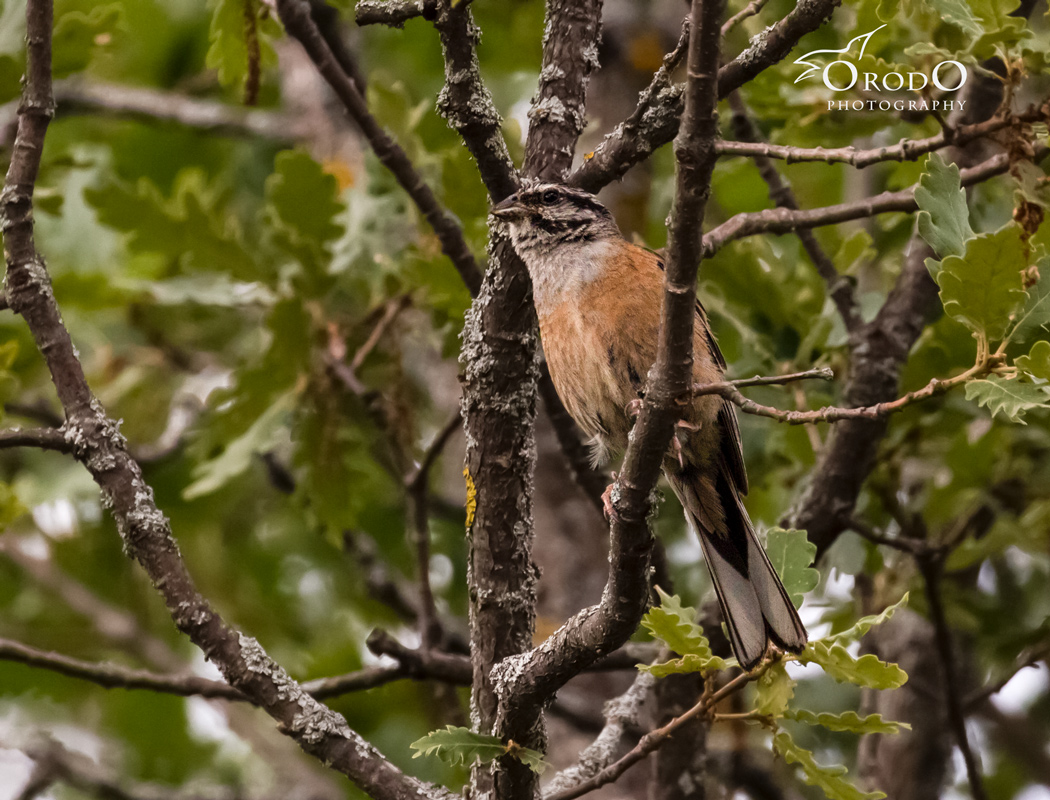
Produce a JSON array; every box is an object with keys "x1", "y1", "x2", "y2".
[
  {"x1": 0, "y1": 426, "x2": 74, "y2": 453},
  {"x1": 716, "y1": 105, "x2": 1047, "y2": 167},
  {"x1": 694, "y1": 359, "x2": 992, "y2": 425},
  {"x1": 492, "y1": 0, "x2": 726, "y2": 744},
  {"x1": 545, "y1": 669, "x2": 758, "y2": 800},
  {"x1": 918, "y1": 559, "x2": 988, "y2": 800},
  {"x1": 521, "y1": 0, "x2": 603, "y2": 181},
  {"x1": 701, "y1": 149, "x2": 1029, "y2": 258},
  {"x1": 433, "y1": 1, "x2": 518, "y2": 200},
  {"x1": 275, "y1": 0, "x2": 483, "y2": 295},
  {"x1": 355, "y1": 0, "x2": 435, "y2": 27},
  {"x1": 571, "y1": 0, "x2": 841, "y2": 193},
  {"x1": 1, "y1": 3, "x2": 454, "y2": 798}
]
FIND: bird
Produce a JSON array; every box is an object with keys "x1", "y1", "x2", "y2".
[{"x1": 491, "y1": 182, "x2": 807, "y2": 670}]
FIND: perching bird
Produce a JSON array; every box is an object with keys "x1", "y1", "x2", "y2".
[{"x1": 491, "y1": 183, "x2": 807, "y2": 670}]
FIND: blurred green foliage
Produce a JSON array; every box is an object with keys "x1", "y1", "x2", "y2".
[{"x1": 0, "y1": 0, "x2": 1048, "y2": 797}]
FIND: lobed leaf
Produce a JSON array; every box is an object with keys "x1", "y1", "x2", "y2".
[
  {"x1": 641, "y1": 587, "x2": 711, "y2": 657},
  {"x1": 799, "y1": 643, "x2": 908, "y2": 689},
  {"x1": 965, "y1": 376, "x2": 1050, "y2": 424},
  {"x1": 1016, "y1": 340, "x2": 1050, "y2": 381},
  {"x1": 786, "y1": 709, "x2": 910, "y2": 735},
  {"x1": 915, "y1": 154, "x2": 974, "y2": 260},
  {"x1": 823, "y1": 593, "x2": 909, "y2": 646},
  {"x1": 639, "y1": 652, "x2": 729, "y2": 678},
  {"x1": 410, "y1": 726, "x2": 548, "y2": 774},
  {"x1": 774, "y1": 731, "x2": 887, "y2": 800},
  {"x1": 934, "y1": 225, "x2": 1027, "y2": 341},
  {"x1": 765, "y1": 528, "x2": 819, "y2": 608},
  {"x1": 754, "y1": 661, "x2": 795, "y2": 717}
]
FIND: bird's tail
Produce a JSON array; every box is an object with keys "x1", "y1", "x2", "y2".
[{"x1": 666, "y1": 467, "x2": 807, "y2": 670}]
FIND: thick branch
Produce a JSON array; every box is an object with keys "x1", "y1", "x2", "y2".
[
  {"x1": 492, "y1": 0, "x2": 726, "y2": 738},
  {"x1": 434, "y1": 1, "x2": 518, "y2": 200},
  {"x1": 521, "y1": 0, "x2": 603, "y2": 181},
  {"x1": 275, "y1": 0, "x2": 483, "y2": 295},
  {"x1": 1, "y1": 4, "x2": 453, "y2": 798},
  {"x1": 571, "y1": 0, "x2": 841, "y2": 193}
]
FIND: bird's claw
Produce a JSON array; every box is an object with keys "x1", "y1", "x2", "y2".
[
  {"x1": 601, "y1": 474, "x2": 620, "y2": 522},
  {"x1": 625, "y1": 398, "x2": 643, "y2": 419}
]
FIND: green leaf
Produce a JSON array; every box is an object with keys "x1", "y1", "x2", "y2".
[
  {"x1": 266, "y1": 150, "x2": 347, "y2": 284},
  {"x1": 786, "y1": 709, "x2": 910, "y2": 735},
  {"x1": 1016, "y1": 340, "x2": 1050, "y2": 380},
  {"x1": 754, "y1": 661, "x2": 795, "y2": 717},
  {"x1": 641, "y1": 587, "x2": 710, "y2": 657},
  {"x1": 765, "y1": 528, "x2": 819, "y2": 608},
  {"x1": 0, "y1": 482, "x2": 27, "y2": 532},
  {"x1": 824, "y1": 594, "x2": 909, "y2": 646},
  {"x1": 205, "y1": 0, "x2": 278, "y2": 89},
  {"x1": 934, "y1": 225, "x2": 1027, "y2": 341},
  {"x1": 1008, "y1": 263, "x2": 1050, "y2": 344},
  {"x1": 799, "y1": 642, "x2": 908, "y2": 689},
  {"x1": 183, "y1": 392, "x2": 294, "y2": 500},
  {"x1": 965, "y1": 376, "x2": 1050, "y2": 423},
  {"x1": 922, "y1": 0, "x2": 982, "y2": 37},
  {"x1": 915, "y1": 154, "x2": 974, "y2": 260},
  {"x1": 774, "y1": 731, "x2": 887, "y2": 800},
  {"x1": 52, "y1": 2, "x2": 122, "y2": 78},
  {"x1": 638, "y1": 652, "x2": 730, "y2": 677},
  {"x1": 410, "y1": 726, "x2": 548, "y2": 774}
]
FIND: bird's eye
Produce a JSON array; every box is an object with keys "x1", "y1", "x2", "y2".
[{"x1": 541, "y1": 189, "x2": 560, "y2": 205}]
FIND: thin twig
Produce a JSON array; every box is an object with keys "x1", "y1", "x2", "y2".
[
  {"x1": 696, "y1": 367, "x2": 834, "y2": 393},
  {"x1": 349, "y1": 294, "x2": 412, "y2": 374},
  {"x1": 694, "y1": 359, "x2": 992, "y2": 424},
  {"x1": 405, "y1": 410, "x2": 461, "y2": 649},
  {"x1": 919, "y1": 559, "x2": 988, "y2": 800},
  {"x1": 964, "y1": 644, "x2": 1050, "y2": 712},
  {"x1": 701, "y1": 149, "x2": 1035, "y2": 258},
  {"x1": 848, "y1": 516, "x2": 931, "y2": 555},
  {"x1": 721, "y1": 0, "x2": 769, "y2": 35},
  {"x1": 0, "y1": 427, "x2": 73, "y2": 453},
  {"x1": 544, "y1": 668, "x2": 758, "y2": 800}
]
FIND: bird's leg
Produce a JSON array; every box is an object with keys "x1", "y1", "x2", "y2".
[
  {"x1": 601, "y1": 473, "x2": 620, "y2": 521},
  {"x1": 670, "y1": 419, "x2": 700, "y2": 468}
]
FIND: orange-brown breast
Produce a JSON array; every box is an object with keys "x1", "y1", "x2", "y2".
[{"x1": 537, "y1": 242, "x2": 727, "y2": 466}]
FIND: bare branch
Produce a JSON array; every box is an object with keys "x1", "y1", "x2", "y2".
[
  {"x1": 694, "y1": 359, "x2": 992, "y2": 425},
  {"x1": 721, "y1": 0, "x2": 770, "y2": 35},
  {"x1": 1, "y1": 3, "x2": 455, "y2": 797},
  {"x1": 702, "y1": 149, "x2": 1027, "y2": 258},
  {"x1": 522, "y1": 0, "x2": 603, "y2": 181},
  {"x1": 0, "y1": 426, "x2": 74, "y2": 453},
  {"x1": 716, "y1": 106, "x2": 1047, "y2": 167},
  {"x1": 727, "y1": 91, "x2": 860, "y2": 329},
  {"x1": 696, "y1": 367, "x2": 834, "y2": 392},
  {"x1": 356, "y1": 0, "x2": 434, "y2": 27},
  {"x1": 918, "y1": 560, "x2": 989, "y2": 800},
  {"x1": 275, "y1": 0, "x2": 483, "y2": 295},
  {"x1": 545, "y1": 669, "x2": 758, "y2": 800},
  {"x1": 571, "y1": 0, "x2": 841, "y2": 193},
  {"x1": 433, "y1": 2, "x2": 518, "y2": 200},
  {"x1": 493, "y1": 0, "x2": 726, "y2": 742}
]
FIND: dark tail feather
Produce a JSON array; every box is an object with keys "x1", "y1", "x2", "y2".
[{"x1": 667, "y1": 468, "x2": 807, "y2": 670}]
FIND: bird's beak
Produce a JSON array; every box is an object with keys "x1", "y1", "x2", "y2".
[{"x1": 490, "y1": 193, "x2": 525, "y2": 221}]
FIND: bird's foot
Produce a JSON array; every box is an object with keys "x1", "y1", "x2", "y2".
[
  {"x1": 670, "y1": 420, "x2": 700, "y2": 468},
  {"x1": 625, "y1": 398, "x2": 644, "y2": 419},
  {"x1": 601, "y1": 474, "x2": 620, "y2": 522}
]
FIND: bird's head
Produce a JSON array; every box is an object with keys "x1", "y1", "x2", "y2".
[{"x1": 490, "y1": 183, "x2": 620, "y2": 255}]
